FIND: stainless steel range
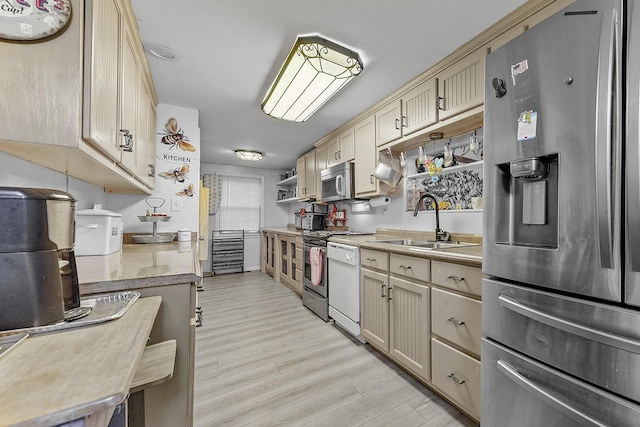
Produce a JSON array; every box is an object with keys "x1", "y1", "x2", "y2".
[{"x1": 302, "y1": 230, "x2": 372, "y2": 321}]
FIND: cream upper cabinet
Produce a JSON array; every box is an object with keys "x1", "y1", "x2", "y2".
[
  {"x1": 354, "y1": 115, "x2": 378, "y2": 196},
  {"x1": 326, "y1": 126, "x2": 355, "y2": 167},
  {"x1": 83, "y1": 0, "x2": 121, "y2": 161},
  {"x1": 315, "y1": 144, "x2": 327, "y2": 202},
  {"x1": 296, "y1": 150, "x2": 317, "y2": 201},
  {"x1": 118, "y1": 15, "x2": 141, "y2": 176},
  {"x1": 437, "y1": 49, "x2": 485, "y2": 121},
  {"x1": 0, "y1": 0, "x2": 157, "y2": 194},
  {"x1": 138, "y1": 73, "x2": 157, "y2": 189},
  {"x1": 296, "y1": 156, "x2": 306, "y2": 200},
  {"x1": 375, "y1": 78, "x2": 438, "y2": 146}
]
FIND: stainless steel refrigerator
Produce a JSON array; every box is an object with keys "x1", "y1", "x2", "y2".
[{"x1": 482, "y1": 0, "x2": 640, "y2": 425}]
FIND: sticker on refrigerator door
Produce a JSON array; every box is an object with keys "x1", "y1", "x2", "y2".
[
  {"x1": 511, "y1": 59, "x2": 528, "y2": 85},
  {"x1": 517, "y1": 110, "x2": 537, "y2": 142}
]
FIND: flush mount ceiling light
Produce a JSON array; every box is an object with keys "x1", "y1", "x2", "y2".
[
  {"x1": 234, "y1": 149, "x2": 263, "y2": 161},
  {"x1": 261, "y1": 35, "x2": 363, "y2": 123},
  {"x1": 144, "y1": 43, "x2": 182, "y2": 61}
]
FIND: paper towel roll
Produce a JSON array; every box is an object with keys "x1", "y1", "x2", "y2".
[{"x1": 369, "y1": 196, "x2": 390, "y2": 207}]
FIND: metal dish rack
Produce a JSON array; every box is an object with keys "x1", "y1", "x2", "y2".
[{"x1": 211, "y1": 230, "x2": 244, "y2": 275}]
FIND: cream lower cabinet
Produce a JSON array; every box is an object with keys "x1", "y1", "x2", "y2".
[
  {"x1": 430, "y1": 260, "x2": 482, "y2": 422},
  {"x1": 361, "y1": 249, "x2": 431, "y2": 382},
  {"x1": 278, "y1": 234, "x2": 302, "y2": 295}
]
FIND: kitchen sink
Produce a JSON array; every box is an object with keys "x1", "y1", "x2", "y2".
[{"x1": 371, "y1": 239, "x2": 478, "y2": 250}]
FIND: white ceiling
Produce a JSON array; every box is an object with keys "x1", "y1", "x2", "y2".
[{"x1": 130, "y1": 0, "x2": 526, "y2": 171}]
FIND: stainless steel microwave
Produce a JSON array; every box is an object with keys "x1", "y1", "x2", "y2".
[{"x1": 320, "y1": 162, "x2": 354, "y2": 202}]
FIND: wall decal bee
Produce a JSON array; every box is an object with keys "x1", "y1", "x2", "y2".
[
  {"x1": 159, "y1": 165, "x2": 190, "y2": 183},
  {"x1": 176, "y1": 183, "x2": 195, "y2": 197},
  {"x1": 160, "y1": 118, "x2": 196, "y2": 152}
]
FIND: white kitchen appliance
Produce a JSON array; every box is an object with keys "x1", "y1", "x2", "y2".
[{"x1": 327, "y1": 242, "x2": 365, "y2": 342}]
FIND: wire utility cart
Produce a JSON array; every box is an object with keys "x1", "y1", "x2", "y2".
[{"x1": 211, "y1": 230, "x2": 244, "y2": 275}]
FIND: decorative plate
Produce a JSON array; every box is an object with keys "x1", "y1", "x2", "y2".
[{"x1": 0, "y1": 0, "x2": 72, "y2": 41}]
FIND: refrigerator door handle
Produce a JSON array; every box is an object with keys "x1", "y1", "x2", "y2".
[
  {"x1": 595, "y1": 8, "x2": 618, "y2": 269},
  {"x1": 496, "y1": 360, "x2": 607, "y2": 427},
  {"x1": 498, "y1": 294, "x2": 640, "y2": 354}
]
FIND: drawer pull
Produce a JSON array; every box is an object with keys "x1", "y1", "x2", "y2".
[
  {"x1": 448, "y1": 275, "x2": 465, "y2": 281},
  {"x1": 398, "y1": 265, "x2": 413, "y2": 270},
  {"x1": 366, "y1": 257, "x2": 377, "y2": 262},
  {"x1": 447, "y1": 373, "x2": 466, "y2": 385},
  {"x1": 447, "y1": 317, "x2": 465, "y2": 326}
]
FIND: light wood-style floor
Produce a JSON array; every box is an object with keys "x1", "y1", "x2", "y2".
[{"x1": 194, "y1": 271, "x2": 478, "y2": 427}]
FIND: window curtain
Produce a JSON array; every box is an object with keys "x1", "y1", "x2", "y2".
[
  {"x1": 202, "y1": 173, "x2": 222, "y2": 215},
  {"x1": 217, "y1": 175, "x2": 261, "y2": 231}
]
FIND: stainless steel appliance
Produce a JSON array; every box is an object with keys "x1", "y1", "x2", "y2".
[
  {"x1": 302, "y1": 232, "x2": 329, "y2": 320},
  {"x1": 0, "y1": 187, "x2": 80, "y2": 330},
  {"x1": 327, "y1": 242, "x2": 365, "y2": 341},
  {"x1": 320, "y1": 162, "x2": 354, "y2": 202},
  {"x1": 301, "y1": 212, "x2": 325, "y2": 231},
  {"x1": 482, "y1": 1, "x2": 640, "y2": 424}
]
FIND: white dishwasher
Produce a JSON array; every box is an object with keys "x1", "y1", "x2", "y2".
[{"x1": 327, "y1": 242, "x2": 366, "y2": 342}]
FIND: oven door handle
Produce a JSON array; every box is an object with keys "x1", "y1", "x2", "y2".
[
  {"x1": 497, "y1": 360, "x2": 606, "y2": 427},
  {"x1": 498, "y1": 294, "x2": 640, "y2": 354}
]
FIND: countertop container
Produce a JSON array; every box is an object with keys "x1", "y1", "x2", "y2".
[{"x1": 76, "y1": 209, "x2": 123, "y2": 256}]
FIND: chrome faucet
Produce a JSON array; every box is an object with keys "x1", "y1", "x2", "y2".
[{"x1": 414, "y1": 193, "x2": 449, "y2": 241}]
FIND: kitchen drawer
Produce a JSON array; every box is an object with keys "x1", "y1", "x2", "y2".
[
  {"x1": 431, "y1": 261, "x2": 482, "y2": 297},
  {"x1": 432, "y1": 337, "x2": 481, "y2": 420},
  {"x1": 432, "y1": 288, "x2": 482, "y2": 356},
  {"x1": 361, "y1": 249, "x2": 389, "y2": 272},
  {"x1": 389, "y1": 253, "x2": 430, "y2": 282}
]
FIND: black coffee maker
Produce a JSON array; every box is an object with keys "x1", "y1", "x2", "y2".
[{"x1": 0, "y1": 187, "x2": 79, "y2": 330}]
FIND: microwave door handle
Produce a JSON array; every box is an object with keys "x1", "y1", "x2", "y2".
[
  {"x1": 496, "y1": 360, "x2": 607, "y2": 427},
  {"x1": 336, "y1": 175, "x2": 344, "y2": 196},
  {"x1": 595, "y1": 8, "x2": 618, "y2": 269}
]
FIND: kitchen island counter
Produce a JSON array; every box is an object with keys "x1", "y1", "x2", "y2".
[
  {"x1": 77, "y1": 240, "x2": 201, "y2": 427},
  {"x1": 0, "y1": 296, "x2": 162, "y2": 427},
  {"x1": 77, "y1": 240, "x2": 201, "y2": 294}
]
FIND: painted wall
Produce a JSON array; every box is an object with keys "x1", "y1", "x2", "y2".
[{"x1": 107, "y1": 104, "x2": 201, "y2": 235}]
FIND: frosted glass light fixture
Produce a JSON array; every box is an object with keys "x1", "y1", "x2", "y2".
[
  {"x1": 261, "y1": 35, "x2": 363, "y2": 122},
  {"x1": 235, "y1": 149, "x2": 263, "y2": 161}
]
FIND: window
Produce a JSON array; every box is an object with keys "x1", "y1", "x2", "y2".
[{"x1": 216, "y1": 175, "x2": 262, "y2": 231}]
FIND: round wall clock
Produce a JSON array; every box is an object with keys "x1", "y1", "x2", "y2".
[{"x1": 0, "y1": 0, "x2": 72, "y2": 41}]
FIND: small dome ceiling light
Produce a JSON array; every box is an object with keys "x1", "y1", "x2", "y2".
[{"x1": 235, "y1": 149, "x2": 263, "y2": 161}]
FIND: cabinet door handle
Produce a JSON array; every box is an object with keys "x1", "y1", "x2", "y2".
[
  {"x1": 338, "y1": 150, "x2": 341, "y2": 159},
  {"x1": 335, "y1": 151, "x2": 339, "y2": 160},
  {"x1": 401, "y1": 115, "x2": 407, "y2": 128},
  {"x1": 148, "y1": 164, "x2": 155, "y2": 177},
  {"x1": 119, "y1": 129, "x2": 134, "y2": 152},
  {"x1": 395, "y1": 118, "x2": 400, "y2": 130},
  {"x1": 370, "y1": 174, "x2": 374, "y2": 184},
  {"x1": 447, "y1": 317, "x2": 465, "y2": 325},
  {"x1": 438, "y1": 96, "x2": 445, "y2": 111},
  {"x1": 381, "y1": 284, "x2": 386, "y2": 298},
  {"x1": 447, "y1": 373, "x2": 465, "y2": 384},
  {"x1": 448, "y1": 275, "x2": 465, "y2": 281},
  {"x1": 388, "y1": 286, "x2": 393, "y2": 300}
]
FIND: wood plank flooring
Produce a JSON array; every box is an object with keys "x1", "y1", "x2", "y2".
[{"x1": 194, "y1": 272, "x2": 478, "y2": 427}]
